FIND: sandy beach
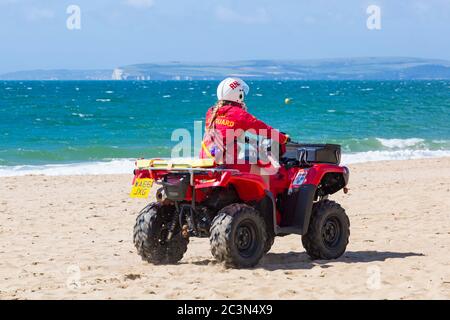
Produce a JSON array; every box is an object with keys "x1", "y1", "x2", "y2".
[{"x1": 0, "y1": 157, "x2": 449, "y2": 300}]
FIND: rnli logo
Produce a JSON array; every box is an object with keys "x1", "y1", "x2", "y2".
[{"x1": 229, "y1": 81, "x2": 240, "y2": 90}]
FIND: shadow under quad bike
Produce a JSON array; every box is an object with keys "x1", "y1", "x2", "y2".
[{"x1": 130, "y1": 142, "x2": 350, "y2": 268}]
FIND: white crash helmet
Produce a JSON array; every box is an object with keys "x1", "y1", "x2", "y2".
[{"x1": 216, "y1": 77, "x2": 250, "y2": 104}]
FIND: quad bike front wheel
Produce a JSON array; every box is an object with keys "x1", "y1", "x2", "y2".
[
  {"x1": 133, "y1": 202, "x2": 188, "y2": 264},
  {"x1": 302, "y1": 200, "x2": 350, "y2": 260},
  {"x1": 210, "y1": 204, "x2": 267, "y2": 268}
]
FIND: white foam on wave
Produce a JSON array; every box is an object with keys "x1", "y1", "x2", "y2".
[
  {"x1": 0, "y1": 159, "x2": 135, "y2": 177},
  {"x1": 432, "y1": 139, "x2": 448, "y2": 144},
  {"x1": 342, "y1": 149, "x2": 450, "y2": 164},
  {"x1": 71, "y1": 113, "x2": 93, "y2": 118},
  {"x1": 376, "y1": 138, "x2": 424, "y2": 149},
  {"x1": 1, "y1": 150, "x2": 450, "y2": 177}
]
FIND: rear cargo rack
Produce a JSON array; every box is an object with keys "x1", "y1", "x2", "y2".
[{"x1": 135, "y1": 160, "x2": 239, "y2": 186}]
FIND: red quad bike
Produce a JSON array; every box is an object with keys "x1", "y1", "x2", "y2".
[{"x1": 130, "y1": 142, "x2": 350, "y2": 268}]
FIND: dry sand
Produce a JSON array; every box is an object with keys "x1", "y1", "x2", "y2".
[{"x1": 0, "y1": 157, "x2": 449, "y2": 299}]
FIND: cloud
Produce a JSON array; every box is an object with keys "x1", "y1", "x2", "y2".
[
  {"x1": 215, "y1": 6, "x2": 269, "y2": 24},
  {"x1": 125, "y1": 0, "x2": 155, "y2": 8}
]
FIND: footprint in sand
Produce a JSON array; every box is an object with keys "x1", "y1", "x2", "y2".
[{"x1": 123, "y1": 273, "x2": 141, "y2": 281}]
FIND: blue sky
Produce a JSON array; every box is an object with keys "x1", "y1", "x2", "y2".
[{"x1": 0, "y1": 0, "x2": 449, "y2": 73}]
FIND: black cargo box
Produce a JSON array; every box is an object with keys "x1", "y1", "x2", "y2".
[{"x1": 284, "y1": 143, "x2": 341, "y2": 165}]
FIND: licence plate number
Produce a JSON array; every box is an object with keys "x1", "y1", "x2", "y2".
[{"x1": 130, "y1": 178, "x2": 154, "y2": 198}]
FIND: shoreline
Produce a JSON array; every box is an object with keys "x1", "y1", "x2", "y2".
[
  {"x1": 1, "y1": 153, "x2": 450, "y2": 177},
  {"x1": 0, "y1": 157, "x2": 449, "y2": 299}
]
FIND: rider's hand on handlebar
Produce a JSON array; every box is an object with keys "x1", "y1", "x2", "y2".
[{"x1": 280, "y1": 132, "x2": 291, "y2": 143}]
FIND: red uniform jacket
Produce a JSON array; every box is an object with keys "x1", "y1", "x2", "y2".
[{"x1": 200, "y1": 102, "x2": 288, "y2": 163}]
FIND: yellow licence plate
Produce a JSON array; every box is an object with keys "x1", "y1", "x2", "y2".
[{"x1": 130, "y1": 178, "x2": 154, "y2": 198}]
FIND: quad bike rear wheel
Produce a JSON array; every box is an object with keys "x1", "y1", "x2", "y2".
[
  {"x1": 302, "y1": 200, "x2": 350, "y2": 260},
  {"x1": 133, "y1": 202, "x2": 188, "y2": 264},
  {"x1": 210, "y1": 204, "x2": 267, "y2": 268}
]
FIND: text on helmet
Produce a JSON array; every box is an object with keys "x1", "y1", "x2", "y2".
[{"x1": 229, "y1": 81, "x2": 241, "y2": 90}]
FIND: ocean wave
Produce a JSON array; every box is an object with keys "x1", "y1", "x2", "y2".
[
  {"x1": 0, "y1": 159, "x2": 135, "y2": 177},
  {"x1": 342, "y1": 149, "x2": 450, "y2": 164},
  {"x1": 376, "y1": 138, "x2": 425, "y2": 149},
  {"x1": 0, "y1": 150, "x2": 449, "y2": 176},
  {"x1": 71, "y1": 112, "x2": 93, "y2": 118}
]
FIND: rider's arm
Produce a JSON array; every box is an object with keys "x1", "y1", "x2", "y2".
[{"x1": 237, "y1": 109, "x2": 289, "y2": 144}]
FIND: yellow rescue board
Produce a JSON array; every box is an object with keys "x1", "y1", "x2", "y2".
[
  {"x1": 130, "y1": 178, "x2": 154, "y2": 198},
  {"x1": 136, "y1": 158, "x2": 215, "y2": 169}
]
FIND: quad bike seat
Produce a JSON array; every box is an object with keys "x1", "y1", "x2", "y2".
[{"x1": 136, "y1": 158, "x2": 215, "y2": 170}]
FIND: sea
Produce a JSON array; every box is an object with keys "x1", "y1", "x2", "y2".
[{"x1": 0, "y1": 80, "x2": 449, "y2": 176}]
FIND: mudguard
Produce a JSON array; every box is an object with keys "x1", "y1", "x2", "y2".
[
  {"x1": 295, "y1": 184, "x2": 317, "y2": 234},
  {"x1": 277, "y1": 184, "x2": 317, "y2": 235},
  {"x1": 254, "y1": 191, "x2": 277, "y2": 236}
]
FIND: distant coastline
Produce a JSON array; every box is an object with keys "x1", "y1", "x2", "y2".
[{"x1": 2, "y1": 57, "x2": 450, "y2": 81}]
